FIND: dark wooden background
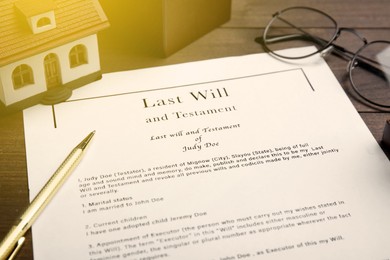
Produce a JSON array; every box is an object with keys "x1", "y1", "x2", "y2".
[{"x1": 0, "y1": 0, "x2": 389, "y2": 259}]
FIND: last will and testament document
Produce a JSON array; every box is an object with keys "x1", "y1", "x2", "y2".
[{"x1": 23, "y1": 47, "x2": 390, "y2": 259}]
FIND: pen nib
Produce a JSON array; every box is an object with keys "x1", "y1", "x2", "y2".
[{"x1": 77, "y1": 131, "x2": 95, "y2": 150}]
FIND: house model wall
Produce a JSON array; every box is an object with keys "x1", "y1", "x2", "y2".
[{"x1": 0, "y1": 0, "x2": 109, "y2": 111}]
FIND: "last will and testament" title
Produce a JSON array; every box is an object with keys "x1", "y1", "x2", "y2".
[{"x1": 142, "y1": 87, "x2": 237, "y2": 123}]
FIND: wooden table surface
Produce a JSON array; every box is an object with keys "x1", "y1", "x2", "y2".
[{"x1": 0, "y1": 0, "x2": 389, "y2": 259}]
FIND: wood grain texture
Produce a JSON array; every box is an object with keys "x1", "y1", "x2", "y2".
[
  {"x1": 225, "y1": 0, "x2": 390, "y2": 28},
  {"x1": 0, "y1": 0, "x2": 389, "y2": 259}
]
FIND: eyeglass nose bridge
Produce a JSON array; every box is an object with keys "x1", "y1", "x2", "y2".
[
  {"x1": 321, "y1": 27, "x2": 369, "y2": 63},
  {"x1": 337, "y1": 27, "x2": 368, "y2": 45},
  {"x1": 334, "y1": 27, "x2": 368, "y2": 73}
]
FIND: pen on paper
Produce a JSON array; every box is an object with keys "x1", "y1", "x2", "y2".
[{"x1": 0, "y1": 131, "x2": 95, "y2": 260}]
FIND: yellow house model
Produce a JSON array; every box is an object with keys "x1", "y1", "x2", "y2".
[{"x1": 0, "y1": 0, "x2": 109, "y2": 111}]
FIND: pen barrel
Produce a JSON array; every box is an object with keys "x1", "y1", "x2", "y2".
[
  {"x1": 0, "y1": 148, "x2": 84, "y2": 259},
  {"x1": 21, "y1": 148, "x2": 84, "y2": 227}
]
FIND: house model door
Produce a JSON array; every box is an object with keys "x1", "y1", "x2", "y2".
[{"x1": 44, "y1": 53, "x2": 62, "y2": 89}]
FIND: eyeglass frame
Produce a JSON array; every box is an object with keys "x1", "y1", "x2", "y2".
[{"x1": 256, "y1": 6, "x2": 390, "y2": 109}]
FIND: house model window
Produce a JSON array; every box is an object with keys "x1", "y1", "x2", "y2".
[
  {"x1": 69, "y1": 45, "x2": 88, "y2": 68},
  {"x1": 12, "y1": 64, "x2": 34, "y2": 89},
  {"x1": 37, "y1": 17, "x2": 52, "y2": 27},
  {"x1": 14, "y1": 0, "x2": 56, "y2": 34}
]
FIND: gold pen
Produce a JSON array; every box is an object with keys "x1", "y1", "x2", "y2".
[{"x1": 0, "y1": 131, "x2": 95, "y2": 260}]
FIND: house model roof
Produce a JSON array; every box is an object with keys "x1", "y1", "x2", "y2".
[
  {"x1": 0, "y1": 0, "x2": 110, "y2": 67},
  {"x1": 14, "y1": 0, "x2": 56, "y2": 17}
]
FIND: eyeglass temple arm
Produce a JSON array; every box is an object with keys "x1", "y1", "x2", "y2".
[
  {"x1": 258, "y1": 33, "x2": 353, "y2": 58},
  {"x1": 263, "y1": 15, "x2": 357, "y2": 60},
  {"x1": 258, "y1": 34, "x2": 389, "y2": 79},
  {"x1": 256, "y1": 16, "x2": 388, "y2": 78},
  {"x1": 260, "y1": 16, "x2": 390, "y2": 78}
]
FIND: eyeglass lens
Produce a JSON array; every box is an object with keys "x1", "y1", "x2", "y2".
[
  {"x1": 263, "y1": 7, "x2": 338, "y2": 59},
  {"x1": 350, "y1": 41, "x2": 390, "y2": 108}
]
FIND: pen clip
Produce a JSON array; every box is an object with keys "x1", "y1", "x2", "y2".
[{"x1": 7, "y1": 237, "x2": 25, "y2": 260}]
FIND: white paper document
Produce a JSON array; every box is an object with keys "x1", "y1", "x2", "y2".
[{"x1": 23, "y1": 47, "x2": 390, "y2": 259}]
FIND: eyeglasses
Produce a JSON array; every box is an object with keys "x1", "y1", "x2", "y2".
[{"x1": 255, "y1": 6, "x2": 390, "y2": 109}]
